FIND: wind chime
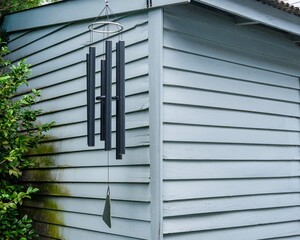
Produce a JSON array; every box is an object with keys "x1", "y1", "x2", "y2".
[{"x1": 86, "y1": 0, "x2": 126, "y2": 228}]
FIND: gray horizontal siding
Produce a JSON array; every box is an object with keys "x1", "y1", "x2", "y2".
[
  {"x1": 162, "y1": 4, "x2": 300, "y2": 240},
  {"x1": 164, "y1": 143, "x2": 300, "y2": 160},
  {"x1": 266, "y1": 236, "x2": 300, "y2": 240},
  {"x1": 24, "y1": 196, "x2": 150, "y2": 221},
  {"x1": 28, "y1": 182, "x2": 150, "y2": 202},
  {"x1": 22, "y1": 208, "x2": 150, "y2": 239},
  {"x1": 34, "y1": 223, "x2": 146, "y2": 240},
  {"x1": 163, "y1": 221, "x2": 300, "y2": 240},
  {"x1": 164, "y1": 104, "x2": 300, "y2": 132},
  {"x1": 163, "y1": 206, "x2": 300, "y2": 234},
  {"x1": 8, "y1": 13, "x2": 147, "y2": 62},
  {"x1": 163, "y1": 178, "x2": 300, "y2": 200},
  {"x1": 23, "y1": 166, "x2": 150, "y2": 183},
  {"x1": 164, "y1": 161, "x2": 300, "y2": 179},
  {"x1": 8, "y1": 10, "x2": 151, "y2": 240},
  {"x1": 163, "y1": 193, "x2": 300, "y2": 217},
  {"x1": 29, "y1": 146, "x2": 150, "y2": 168},
  {"x1": 8, "y1": 30, "x2": 30, "y2": 42},
  {"x1": 164, "y1": 4, "x2": 300, "y2": 71},
  {"x1": 8, "y1": 24, "x2": 67, "y2": 53}
]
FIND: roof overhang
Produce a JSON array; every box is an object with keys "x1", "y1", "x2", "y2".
[
  {"x1": 4, "y1": 0, "x2": 300, "y2": 38},
  {"x1": 3, "y1": 0, "x2": 190, "y2": 33},
  {"x1": 193, "y1": 0, "x2": 300, "y2": 37}
]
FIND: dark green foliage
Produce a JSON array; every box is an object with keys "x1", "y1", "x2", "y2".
[
  {"x1": 0, "y1": 1, "x2": 56, "y2": 238},
  {"x1": 0, "y1": 0, "x2": 42, "y2": 14},
  {"x1": 0, "y1": 44, "x2": 53, "y2": 239},
  {"x1": 0, "y1": 0, "x2": 60, "y2": 15},
  {"x1": 0, "y1": 0, "x2": 60, "y2": 42}
]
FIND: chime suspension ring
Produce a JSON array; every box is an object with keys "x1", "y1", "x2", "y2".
[
  {"x1": 88, "y1": 21, "x2": 123, "y2": 34},
  {"x1": 88, "y1": 0, "x2": 124, "y2": 38}
]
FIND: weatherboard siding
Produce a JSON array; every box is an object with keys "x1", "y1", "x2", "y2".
[
  {"x1": 162, "y1": 4, "x2": 300, "y2": 240},
  {"x1": 7, "y1": 1, "x2": 300, "y2": 239},
  {"x1": 8, "y1": 11, "x2": 151, "y2": 240}
]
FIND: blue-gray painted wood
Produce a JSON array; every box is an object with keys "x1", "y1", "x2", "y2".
[
  {"x1": 24, "y1": 196, "x2": 151, "y2": 221},
  {"x1": 148, "y1": 8, "x2": 164, "y2": 240},
  {"x1": 164, "y1": 193, "x2": 300, "y2": 217},
  {"x1": 163, "y1": 222, "x2": 300, "y2": 240},
  {"x1": 22, "y1": 208, "x2": 151, "y2": 239},
  {"x1": 8, "y1": 30, "x2": 29, "y2": 42},
  {"x1": 8, "y1": 24, "x2": 67, "y2": 52},
  {"x1": 7, "y1": 0, "x2": 300, "y2": 239},
  {"x1": 30, "y1": 182, "x2": 150, "y2": 202},
  {"x1": 8, "y1": 9, "x2": 153, "y2": 240},
  {"x1": 35, "y1": 223, "x2": 147, "y2": 240},
  {"x1": 194, "y1": 0, "x2": 300, "y2": 36},
  {"x1": 162, "y1": 4, "x2": 300, "y2": 239},
  {"x1": 29, "y1": 146, "x2": 150, "y2": 169},
  {"x1": 164, "y1": 104, "x2": 300, "y2": 132},
  {"x1": 267, "y1": 236, "x2": 300, "y2": 240},
  {"x1": 163, "y1": 206, "x2": 300, "y2": 234},
  {"x1": 3, "y1": 0, "x2": 189, "y2": 33}
]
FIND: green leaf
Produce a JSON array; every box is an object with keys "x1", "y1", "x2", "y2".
[
  {"x1": 0, "y1": 75, "x2": 10, "y2": 82},
  {"x1": 0, "y1": 35, "x2": 52, "y2": 240}
]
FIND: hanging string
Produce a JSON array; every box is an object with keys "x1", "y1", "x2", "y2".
[
  {"x1": 107, "y1": 151, "x2": 110, "y2": 188},
  {"x1": 92, "y1": 1, "x2": 108, "y2": 23},
  {"x1": 90, "y1": 29, "x2": 93, "y2": 45}
]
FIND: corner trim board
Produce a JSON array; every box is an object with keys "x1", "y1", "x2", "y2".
[{"x1": 148, "y1": 7, "x2": 164, "y2": 240}]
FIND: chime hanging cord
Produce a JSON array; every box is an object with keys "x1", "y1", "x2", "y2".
[
  {"x1": 90, "y1": 0, "x2": 110, "y2": 44},
  {"x1": 90, "y1": 27, "x2": 94, "y2": 45},
  {"x1": 106, "y1": 140, "x2": 110, "y2": 190}
]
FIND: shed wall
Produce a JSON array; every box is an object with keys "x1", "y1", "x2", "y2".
[
  {"x1": 162, "y1": 4, "x2": 300, "y2": 239},
  {"x1": 8, "y1": 10, "x2": 151, "y2": 240}
]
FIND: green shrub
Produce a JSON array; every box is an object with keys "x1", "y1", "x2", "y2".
[{"x1": 0, "y1": 44, "x2": 53, "y2": 239}]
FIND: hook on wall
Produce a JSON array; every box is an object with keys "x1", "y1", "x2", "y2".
[{"x1": 147, "y1": 0, "x2": 153, "y2": 8}]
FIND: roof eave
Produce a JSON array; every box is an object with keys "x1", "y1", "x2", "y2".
[
  {"x1": 4, "y1": 0, "x2": 190, "y2": 33},
  {"x1": 193, "y1": 0, "x2": 300, "y2": 37}
]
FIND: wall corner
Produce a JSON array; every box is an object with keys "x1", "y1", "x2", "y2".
[{"x1": 148, "y1": 7, "x2": 164, "y2": 240}]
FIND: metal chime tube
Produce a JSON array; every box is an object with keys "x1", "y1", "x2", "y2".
[
  {"x1": 85, "y1": 1, "x2": 126, "y2": 229},
  {"x1": 105, "y1": 41, "x2": 112, "y2": 150},
  {"x1": 100, "y1": 60, "x2": 106, "y2": 141},
  {"x1": 116, "y1": 41, "x2": 126, "y2": 159},
  {"x1": 86, "y1": 39, "x2": 126, "y2": 158},
  {"x1": 87, "y1": 47, "x2": 96, "y2": 147}
]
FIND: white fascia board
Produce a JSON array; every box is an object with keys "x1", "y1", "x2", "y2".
[
  {"x1": 193, "y1": 0, "x2": 300, "y2": 36},
  {"x1": 4, "y1": 0, "x2": 190, "y2": 33}
]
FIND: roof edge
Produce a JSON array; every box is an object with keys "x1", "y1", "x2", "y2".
[
  {"x1": 258, "y1": 0, "x2": 300, "y2": 16},
  {"x1": 193, "y1": 0, "x2": 300, "y2": 36},
  {"x1": 5, "y1": 0, "x2": 64, "y2": 16},
  {"x1": 4, "y1": 0, "x2": 190, "y2": 33}
]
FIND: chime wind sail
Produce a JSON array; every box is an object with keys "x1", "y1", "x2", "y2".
[{"x1": 85, "y1": 0, "x2": 126, "y2": 229}]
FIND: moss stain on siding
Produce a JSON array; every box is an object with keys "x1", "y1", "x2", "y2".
[{"x1": 22, "y1": 140, "x2": 70, "y2": 239}]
